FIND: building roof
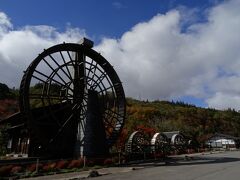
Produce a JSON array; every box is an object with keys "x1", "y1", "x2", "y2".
[
  {"x1": 162, "y1": 131, "x2": 181, "y2": 139},
  {"x1": 208, "y1": 133, "x2": 240, "y2": 141},
  {"x1": 0, "y1": 111, "x2": 23, "y2": 126}
]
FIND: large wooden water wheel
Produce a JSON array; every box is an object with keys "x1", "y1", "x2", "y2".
[{"x1": 19, "y1": 38, "x2": 126, "y2": 157}]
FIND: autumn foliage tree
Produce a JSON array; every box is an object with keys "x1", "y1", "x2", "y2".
[
  {"x1": 0, "y1": 99, "x2": 19, "y2": 120},
  {"x1": 124, "y1": 98, "x2": 240, "y2": 147},
  {"x1": 0, "y1": 82, "x2": 18, "y2": 120}
]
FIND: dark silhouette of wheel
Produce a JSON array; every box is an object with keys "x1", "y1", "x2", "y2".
[{"x1": 19, "y1": 40, "x2": 126, "y2": 157}]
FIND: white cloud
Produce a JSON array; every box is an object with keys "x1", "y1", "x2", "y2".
[
  {"x1": 0, "y1": 12, "x2": 86, "y2": 87},
  {"x1": 96, "y1": 0, "x2": 240, "y2": 110},
  {"x1": 207, "y1": 92, "x2": 240, "y2": 110},
  {"x1": 0, "y1": 12, "x2": 12, "y2": 35},
  {"x1": 112, "y1": 2, "x2": 126, "y2": 9},
  {"x1": 1, "y1": 0, "x2": 240, "y2": 110}
]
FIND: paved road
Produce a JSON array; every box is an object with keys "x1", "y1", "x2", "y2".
[
  {"x1": 24, "y1": 151, "x2": 240, "y2": 180},
  {"x1": 96, "y1": 151, "x2": 240, "y2": 180}
]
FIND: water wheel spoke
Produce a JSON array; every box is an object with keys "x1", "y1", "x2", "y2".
[
  {"x1": 91, "y1": 72, "x2": 108, "y2": 90},
  {"x1": 105, "y1": 108, "x2": 124, "y2": 119},
  {"x1": 48, "y1": 54, "x2": 72, "y2": 81},
  {"x1": 49, "y1": 103, "x2": 78, "y2": 143},
  {"x1": 89, "y1": 62, "x2": 98, "y2": 86},
  {"x1": 86, "y1": 59, "x2": 95, "y2": 79},
  {"x1": 60, "y1": 51, "x2": 74, "y2": 81},
  {"x1": 66, "y1": 50, "x2": 76, "y2": 66},
  {"x1": 33, "y1": 69, "x2": 74, "y2": 93},
  {"x1": 19, "y1": 41, "x2": 125, "y2": 157},
  {"x1": 42, "y1": 58, "x2": 69, "y2": 86},
  {"x1": 29, "y1": 93, "x2": 64, "y2": 100},
  {"x1": 98, "y1": 85, "x2": 114, "y2": 94}
]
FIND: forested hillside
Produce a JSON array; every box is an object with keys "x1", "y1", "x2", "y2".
[
  {"x1": 0, "y1": 83, "x2": 18, "y2": 120},
  {"x1": 121, "y1": 98, "x2": 240, "y2": 146},
  {"x1": 1, "y1": 82, "x2": 240, "y2": 147}
]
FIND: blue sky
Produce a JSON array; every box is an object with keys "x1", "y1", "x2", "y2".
[
  {"x1": 1, "y1": 0, "x2": 240, "y2": 110},
  {"x1": 0, "y1": 0, "x2": 220, "y2": 40}
]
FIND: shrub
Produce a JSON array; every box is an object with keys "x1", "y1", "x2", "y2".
[
  {"x1": 56, "y1": 160, "x2": 69, "y2": 169},
  {"x1": 111, "y1": 156, "x2": 119, "y2": 164},
  {"x1": 154, "y1": 152, "x2": 163, "y2": 158},
  {"x1": 49, "y1": 162, "x2": 56, "y2": 169},
  {"x1": 27, "y1": 164, "x2": 36, "y2": 172},
  {"x1": 67, "y1": 159, "x2": 83, "y2": 169},
  {"x1": 103, "y1": 158, "x2": 113, "y2": 166},
  {"x1": 0, "y1": 165, "x2": 13, "y2": 176},
  {"x1": 199, "y1": 148, "x2": 205, "y2": 152},
  {"x1": 11, "y1": 166, "x2": 23, "y2": 174},
  {"x1": 188, "y1": 149, "x2": 195, "y2": 154},
  {"x1": 27, "y1": 163, "x2": 43, "y2": 172},
  {"x1": 86, "y1": 159, "x2": 94, "y2": 167},
  {"x1": 42, "y1": 162, "x2": 56, "y2": 172}
]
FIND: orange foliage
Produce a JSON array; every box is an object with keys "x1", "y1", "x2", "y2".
[
  {"x1": 115, "y1": 128, "x2": 128, "y2": 150},
  {"x1": 56, "y1": 160, "x2": 69, "y2": 169},
  {"x1": 67, "y1": 159, "x2": 84, "y2": 169},
  {"x1": 135, "y1": 125, "x2": 156, "y2": 137},
  {"x1": 0, "y1": 99, "x2": 19, "y2": 119}
]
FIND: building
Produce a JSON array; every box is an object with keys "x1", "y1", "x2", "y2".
[
  {"x1": 206, "y1": 133, "x2": 240, "y2": 149},
  {"x1": 0, "y1": 112, "x2": 29, "y2": 157}
]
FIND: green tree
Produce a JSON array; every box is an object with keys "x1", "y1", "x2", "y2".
[
  {"x1": 0, "y1": 83, "x2": 10, "y2": 99},
  {"x1": 0, "y1": 124, "x2": 9, "y2": 156},
  {"x1": 0, "y1": 83, "x2": 17, "y2": 99}
]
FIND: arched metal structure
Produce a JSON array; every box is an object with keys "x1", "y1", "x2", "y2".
[
  {"x1": 171, "y1": 134, "x2": 185, "y2": 146},
  {"x1": 171, "y1": 133, "x2": 186, "y2": 152},
  {"x1": 19, "y1": 38, "x2": 126, "y2": 157},
  {"x1": 125, "y1": 131, "x2": 149, "y2": 154},
  {"x1": 151, "y1": 132, "x2": 169, "y2": 153}
]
